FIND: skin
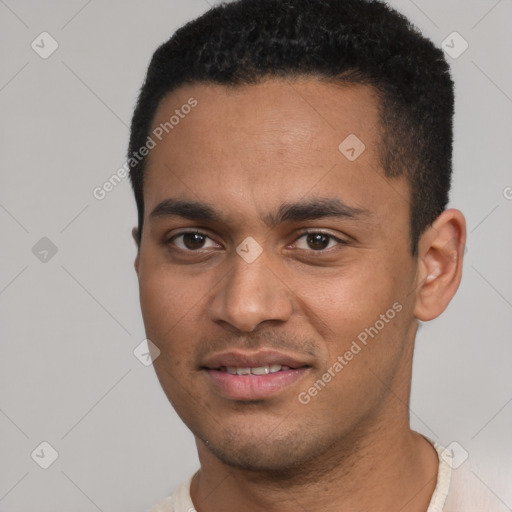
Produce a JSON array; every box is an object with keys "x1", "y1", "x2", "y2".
[{"x1": 133, "y1": 78, "x2": 466, "y2": 512}]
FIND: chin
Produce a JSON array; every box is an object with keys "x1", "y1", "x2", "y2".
[
  {"x1": 209, "y1": 443, "x2": 308, "y2": 473},
  {"x1": 199, "y1": 425, "x2": 329, "y2": 474}
]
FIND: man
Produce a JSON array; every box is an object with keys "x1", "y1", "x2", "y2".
[{"x1": 127, "y1": 0, "x2": 488, "y2": 510}]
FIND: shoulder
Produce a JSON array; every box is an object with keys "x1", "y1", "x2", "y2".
[
  {"x1": 425, "y1": 437, "x2": 508, "y2": 512},
  {"x1": 146, "y1": 474, "x2": 196, "y2": 512},
  {"x1": 147, "y1": 496, "x2": 174, "y2": 512},
  {"x1": 443, "y1": 458, "x2": 508, "y2": 512}
]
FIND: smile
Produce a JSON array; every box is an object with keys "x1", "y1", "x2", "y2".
[{"x1": 217, "y1": 364, "x2": 294, "y2": 375}]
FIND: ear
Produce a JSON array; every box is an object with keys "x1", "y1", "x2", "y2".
[
  {"x1": 413, "y1": 209, "x2": 466, "y2": 321},
  {"x1": 132, "y1": 227, "x2": 140, "y2": 274}
]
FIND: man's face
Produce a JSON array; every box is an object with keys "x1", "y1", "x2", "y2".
[{"x1": 135, "y1": 79, "x2": 420, "y2": 471}]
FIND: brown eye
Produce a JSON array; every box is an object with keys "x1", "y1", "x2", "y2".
[
  {"x1": 182, "y1": 233, "x2": 206, "y2": 250},
  {"x1": 294, "y1": 232, "x2": 345, "y2": 251},
  {"x1": 306, "y1": 233, "x2": 330, "y2": 250},
  {"x1": 169, "y1": 232, "x2": 219, "y2": 251}
]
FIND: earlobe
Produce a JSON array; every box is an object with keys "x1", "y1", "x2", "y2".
[{"x1": 413, "y1": 209, "x2": 466, "y2": 321}]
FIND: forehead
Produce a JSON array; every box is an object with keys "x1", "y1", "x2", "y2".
[
  {"x1": 143, "y1": 78, "x2": 409, "y2": 228},
  {"x1": 148, "y1": 78, "x2": 380, "y2": 161}
]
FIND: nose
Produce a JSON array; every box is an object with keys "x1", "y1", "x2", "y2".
[{"x1": 208, "y1": 249, "x2": 293, "y2": 333}]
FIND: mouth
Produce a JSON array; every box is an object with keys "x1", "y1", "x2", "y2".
[
  {"x1": 212, "y1": 364, "x2": 303, "y2": 375},
  {"x1": 201, "y1": 351, "x2": 312, "y2": 400}
]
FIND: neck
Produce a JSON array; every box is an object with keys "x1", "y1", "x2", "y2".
[{"x1": 191, "y1": 417, "x2": 438, "y2": 512}]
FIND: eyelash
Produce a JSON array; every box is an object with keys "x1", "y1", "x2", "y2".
[{"x1": 166, "y1": 230, "x2": 348, "y2": 253}]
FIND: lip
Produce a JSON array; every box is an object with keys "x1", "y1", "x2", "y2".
[
  {"x1": 201, "y1": 350, "x2": 312, "y2": 401},
  {"x1": 201, "y1": 350, "x2": 311, "y2": 370}
]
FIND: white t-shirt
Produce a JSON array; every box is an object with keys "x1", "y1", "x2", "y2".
[{"x1": 147, "y1": 438, "x2": 501, "y2": 511}]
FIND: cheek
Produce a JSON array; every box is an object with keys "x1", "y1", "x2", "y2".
[
  {"x1": 138, "y1": 268, "x2": 209, "y2": 411},
  {"x1": 296, "y1": 270, "x2": 410, "y2": 415},
  {"x1": 297, "y1": 262, "x2": 400, "y2": 331},
  {"x1": 294, "y1": 256, "x2": 412, "y2": 371},
  {"x1": 138, "y1": 264, "x2": 206, "y2": 358}
]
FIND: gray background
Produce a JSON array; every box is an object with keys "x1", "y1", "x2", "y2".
[{"x1": 1, "y1": 0, "x2": 511, "y2": 510}]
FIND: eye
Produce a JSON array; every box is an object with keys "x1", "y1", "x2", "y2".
[
  {"x1": 168, "y1": 231, "x2": 220, "y2": 251},
  {"x1": 293, "y1": 231, "x2": 346, "y2": 251}
]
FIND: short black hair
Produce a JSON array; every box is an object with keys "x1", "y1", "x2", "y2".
[{"x1": 128, "y1": 0, "x2": 454, "y2": 255}]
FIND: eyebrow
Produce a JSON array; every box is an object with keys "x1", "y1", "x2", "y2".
[{"x1": 149, "y1": 197, "x2": 371, "y2": 228}]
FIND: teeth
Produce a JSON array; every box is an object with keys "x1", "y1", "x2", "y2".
[
  {"x1": 222, "y1": 364, "x2": 290, "y2": 375},
  {"x1": 251, "y1": 365, "x2": 270, "y2": 375}
]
